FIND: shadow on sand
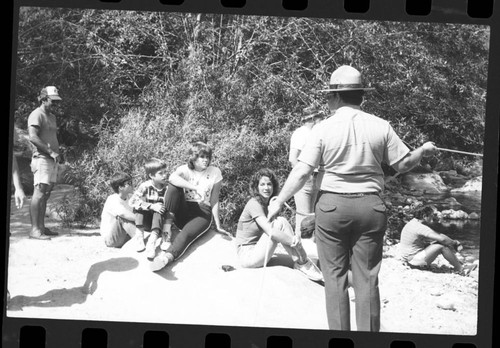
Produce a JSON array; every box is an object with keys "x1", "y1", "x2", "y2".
[
  {"x1": 8, "y1": 257, "x2": 139, "y2": 311},
  {"x1": 81, "y1": 257, "x2": 139, "y2": 294},
  {"x1": 8, "y1": 287, "x2": 89, "y2": 311}
]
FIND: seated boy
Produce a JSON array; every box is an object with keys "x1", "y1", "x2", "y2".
[
  {"x1": 399, "y1": 205, "x2": 476, "y2": 276},
  {"x1": 129, "y1": 158, "x2": 170, "y2": 258},
  {"x1": 100, "y1": 172, "x2": 137, "y2": 248}
]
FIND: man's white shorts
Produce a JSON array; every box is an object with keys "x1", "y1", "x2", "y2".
[{"x1": 31, "y1": 156, "x2": 58, "y2": 186}]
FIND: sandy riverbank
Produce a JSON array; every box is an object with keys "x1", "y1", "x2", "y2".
[{"x1": 5, "y1": 185, "x2": 479, "y2": 335}]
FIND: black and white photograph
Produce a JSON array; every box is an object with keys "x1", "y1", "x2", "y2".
[{"x1": 5, "y1": 5, "x2": 492, "y2": 338}]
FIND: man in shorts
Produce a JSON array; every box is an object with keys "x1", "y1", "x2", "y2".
[{"x1": 27, "y1": 86, "x2": 63, "y2": 240}]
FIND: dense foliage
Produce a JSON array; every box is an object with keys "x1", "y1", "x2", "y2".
[{"x1": 13, "y1": 8, "x2": 489, "y2": 229}]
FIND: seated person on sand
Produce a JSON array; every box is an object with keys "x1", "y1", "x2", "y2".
[
  {"x1": 399, "y1": 205, "x2": 476, "y2": 276},
  {"x1": 150, "y1": 141, "x2": 228, "y2": 272},
  {"x1": 100, "y1": 172, "x2": 137, "y2": 248},
  {"x1": 234, "y1": 168, "x2": 323, "y2": 282},
  {"x1": 129, "y1": 158, "x2": 170, "y2": 257}
]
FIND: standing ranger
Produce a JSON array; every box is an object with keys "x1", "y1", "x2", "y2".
[{"x1": 268, "y1": 66, "x2": 437, "y2": 331}]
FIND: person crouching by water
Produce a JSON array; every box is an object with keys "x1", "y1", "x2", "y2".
[
  {"x1": 150, "y1": 141, "x2": 228, "y2": 271},
  {"x1": 399, "y1": 205, "x2": 477, "y2": 276},
  {"x1": 234, "y1": 168, "x2": 323, "y2": 282}
]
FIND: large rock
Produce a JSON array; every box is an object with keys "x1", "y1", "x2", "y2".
[
  {"x1": 401, "y1": 172, "x2": 449, "y2": 194},
  {"x1": 103, "y1": 230, "x2": 329, "y2": 329},
  {"x1": 451, "y1": 176, "x2": 482, "y2": 193},
  {"x1": 438, "y1": 170, "x2": 469, "y2": 188}
]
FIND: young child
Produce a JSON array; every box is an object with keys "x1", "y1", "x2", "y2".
[
  {"x1": 399, "y1": 205, "x2": 476, "y2": 276},
  {"x1": 129, "y1": 158, "x2": 170, "y2": 258},
  {"x1": 100, "y1": 172, "x2": 137, "y2": 248}
]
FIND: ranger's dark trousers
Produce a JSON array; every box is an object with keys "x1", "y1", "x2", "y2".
[{"x1": 315, "y1": 191, "x2": 387, "y2": 331}]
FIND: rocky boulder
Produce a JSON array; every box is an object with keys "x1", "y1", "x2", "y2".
[
  {"x1": 451, "y1": 176, "x2": 482, "y2": 193},
  {"x1": 438, "y1": 170, "x2": 469, "y2": 188},
  {"x1": 401, "y1": 172, "x2": 449, "y2": 194},
  {"x1": 439, "y1": 209, "x2": 469, "y2": 220}
]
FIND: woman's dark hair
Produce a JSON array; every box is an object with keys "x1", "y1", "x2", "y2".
[
  {"x1": 249, "y1": 168, "x2": 280, "y2": 206},
  {"x1": 188, "y1": 142, "x2": 213, "y2": 169},
  {"x1": 109, "y1": 172, "x2": 132, "y2": 193}
]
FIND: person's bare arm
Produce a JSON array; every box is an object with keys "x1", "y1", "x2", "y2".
[
  {"x1": 115, "y1": 206, "x2": 136, "y2": 222},
  {"x1": 424, "y1": 228, "x2": 458, "y2": 247},
  {"x1": 169, "y1": 169, "x2": 205, "y2": 198},
  {"x1": 267, "y1": 161, "x2": 314, "y2": 221},
  {"x1": 12, "y1": 156, "x2": 26, "y2": 209},
  {"x1": 392, "y1": 142, "x2": 436, "y2": 173},
  {"x1": 254, "y1": 216, "x2": 275, "y2": 236},
  {"x1": 210, "y1": 181, "x2": 229, "y2": 235},
  {"x1": 289, "y1": 148, "x2": 301, "y2": 168}
]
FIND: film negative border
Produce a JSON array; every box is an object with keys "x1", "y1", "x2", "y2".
[{"x1": 3, "y1": 0, "x2": 499, "y2": 347}]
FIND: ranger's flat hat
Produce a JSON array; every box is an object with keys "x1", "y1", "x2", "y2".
[{"x1": 319, "y1": 65, "x2": 375, "y2": 92}]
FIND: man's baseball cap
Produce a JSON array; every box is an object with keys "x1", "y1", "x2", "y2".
[{"x1": 39, "y1": 86, "x2": 62, "y2": 101}]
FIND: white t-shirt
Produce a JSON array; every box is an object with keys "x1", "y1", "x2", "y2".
[
  {"x1": 289, "y1": 125, "x2": 311, "y2": 161},
  {"x1": 290, "y1": 124, "x2": 321, "y2": 172},
  {"x1": 100, "y1": 193, "x2": 134, "y2": 234},
  {"x1": 176, "y1": 165, "x2": 223, "y2": 205}
]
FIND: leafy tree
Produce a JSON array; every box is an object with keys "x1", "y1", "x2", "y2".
[{"x1": 13, "y1": 9, "x2": 488, "y2": 229}]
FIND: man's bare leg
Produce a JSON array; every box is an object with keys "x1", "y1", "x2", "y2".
[{"x1": 29, "y1": 184, "x2": 51, "y2": 240}]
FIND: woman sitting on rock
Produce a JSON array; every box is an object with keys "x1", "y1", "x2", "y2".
[
  {"x1": 399, "y1": 205, "x2": 477, "y2": 276},
  {"x1": 150, "y1": 141, "x2": 228, "y2": 271},
  {"x1": 234, "y1": 168, "x2": 323, "y2": 282}
]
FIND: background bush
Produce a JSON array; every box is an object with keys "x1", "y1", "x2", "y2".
[{"x1": 13, "y1": 9, "x2": 489, "y2": 230}]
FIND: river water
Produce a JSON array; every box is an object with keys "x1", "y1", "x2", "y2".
[{"x1": 423, "y1": 191, "x2": 482, "y2": 261}]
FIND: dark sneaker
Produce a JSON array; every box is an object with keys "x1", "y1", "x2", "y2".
[
  {"x1": 29, "y1": 230, "x2": 51, "y2": 240},
  {"x1": 43, "y1": 228, "x2": 59, "y2": 236}
]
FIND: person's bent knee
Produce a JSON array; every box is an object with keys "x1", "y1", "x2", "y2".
[
  {"x1": 270, "y1": 217, "x2": 291, "y2": 236},
  {"x1": 272, "y1": 216, "x2": 286, "y2": 229},
  {"x1": 441, "y1": 245, "x2": 454, "y2": 253},
  {"x1": 433, "y1": 243, "x2": 446, "y2": 252}
]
